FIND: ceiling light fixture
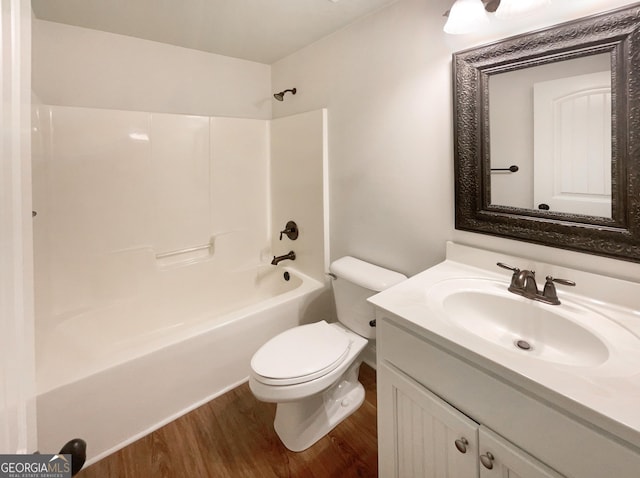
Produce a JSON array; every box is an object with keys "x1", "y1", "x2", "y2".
[
  {"x1": 443, "y1": 0, "x2": 552, "y2": 34},
  {"x1": 443, "y1": 0, "x2": 489, "y2": 35}
]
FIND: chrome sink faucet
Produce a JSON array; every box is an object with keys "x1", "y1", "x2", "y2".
[{"x1": 497, "y1": 262, "x2": 575, "y2": 305}]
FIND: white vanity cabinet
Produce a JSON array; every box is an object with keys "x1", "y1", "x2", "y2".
[
  {"x1": 378, "y1": 361, "x2": 562, "y2": 478},
  {"x1": 376, "y1": 317, "x2": 640, "y2": 478},
  {"x1": 378, "y1": 361, "x2": 479, "y2": 477},
  {"x1": 477, "y1": 427, "x2": 562, "y2": 478}
]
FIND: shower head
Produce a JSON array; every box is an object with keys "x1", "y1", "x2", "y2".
[{"x1": 273, "y1": 88, "x2": 297, "y2": 101}]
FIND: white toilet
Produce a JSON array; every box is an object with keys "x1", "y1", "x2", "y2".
[{"x1": 249, "y1": 256, "x2": 406, "y2": 451}]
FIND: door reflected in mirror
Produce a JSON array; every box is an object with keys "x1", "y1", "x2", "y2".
[{"x1": 489, "y1": 53, "x2": 612, "y2": 218}]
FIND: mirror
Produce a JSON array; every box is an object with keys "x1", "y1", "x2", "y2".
[
  {"x1": 490, "y1": 53, "x2": 612, "y2": 217},
  {"x1": 453, "y1": 4, "x2": 640, "y2": 262}
]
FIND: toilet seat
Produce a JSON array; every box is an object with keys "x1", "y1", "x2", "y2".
[{"x1": 251, "y1": 321, "x2": 351, "y2": 386}]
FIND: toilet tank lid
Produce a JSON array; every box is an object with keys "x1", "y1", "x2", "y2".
[{"x1": 329, "y1": 256, "x2": 406, "y2": 292}]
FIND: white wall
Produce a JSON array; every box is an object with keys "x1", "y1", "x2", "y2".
[
  {"x1": 272, "y1": 0, "x2": 640, "y2": 282},
  {"x1": 32, "y1": 19, "x2": 272, "y2": 119}
]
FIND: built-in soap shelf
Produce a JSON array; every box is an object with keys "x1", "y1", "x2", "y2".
[
  {"x1": 153, "y1": 230, "x2": 248, "y2": 268},
  {"x1": 154, "y1": 238, "x2": 216, "y2": 268}
]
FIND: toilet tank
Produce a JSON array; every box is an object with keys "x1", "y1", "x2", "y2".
[{"x1": 329, "y1": 256, "x2": 406, "y2": 339}]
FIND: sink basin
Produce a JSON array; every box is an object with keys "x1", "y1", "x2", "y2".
[{"x1": 426, "y1": 278, "x2": 613, "y2": 367}]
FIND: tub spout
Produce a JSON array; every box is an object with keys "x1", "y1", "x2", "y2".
[{"x1": 271, "y1": 251, "x2": 296, "y2": 265}]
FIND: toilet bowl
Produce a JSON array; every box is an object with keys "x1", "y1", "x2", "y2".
[{"x1": 249, "y1": 256, "x2": 406, "y2": 452}]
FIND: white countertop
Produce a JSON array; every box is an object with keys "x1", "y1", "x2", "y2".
[{"x1": 368, "y1": 242, "x2": 640, "y2": 448}]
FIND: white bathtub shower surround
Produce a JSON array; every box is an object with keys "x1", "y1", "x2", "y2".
[
  {"x1": 32, "y1": 105, "x2": 331, "y2": 328},
  {"x1": 32, "y1": 104, "x2": 332, "y2": 463},
  {"x1": 271, "y1": 109, "x2": 329, "y2": 282},
  {"x1": 32, "y1": 105, "x2": 270, "y2": 333},
  {"x1": 150, "y1": 113, "x2": 212, "y2": 255},
  {"x1": 37, "y1": 266, "x2": 326, "y2": 464}
]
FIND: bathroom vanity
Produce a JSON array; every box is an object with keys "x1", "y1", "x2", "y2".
[{"x1": 370, "y1": 243, "x2": 640, "y2": 478}]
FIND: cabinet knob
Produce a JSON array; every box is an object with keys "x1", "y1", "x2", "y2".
[
  {"x1": 480, "y1": 452, "x2": 495, "y2": 470},
  {"x1": 454, "y1": 437, "x2": 469, "y2": 454}
]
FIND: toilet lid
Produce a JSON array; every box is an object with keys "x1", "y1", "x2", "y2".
[{"x1": 251, "y1": 321, "x2": 351, "y2": 386}]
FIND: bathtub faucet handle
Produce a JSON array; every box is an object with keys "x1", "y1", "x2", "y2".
[{"x1": 279, "y1": 221, "x2": 299, "y2": 241}]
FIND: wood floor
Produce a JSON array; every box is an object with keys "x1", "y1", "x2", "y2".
[{"x1": 77, "y1": 364, "x2": 378, "y2": 477}]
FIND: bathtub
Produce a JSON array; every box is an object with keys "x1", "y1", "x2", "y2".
[{"x1": 35, "y1": 263, "x2": 327, "y2": 465}]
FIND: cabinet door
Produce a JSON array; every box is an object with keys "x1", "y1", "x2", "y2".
[
  {"x1": 378, "y1": 362, "x2": 479, "y2": 478},
  {"x1": 478, "y1": 427, "x2": 564, "y2": 478}
]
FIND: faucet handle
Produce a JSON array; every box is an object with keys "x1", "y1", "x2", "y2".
[
  {"x1": 497, "y1": 263, "x2": 527, "y2": 290},
  {"x1": 279, "y1": 220, "x2": 299, "y2": 241},
  {"x1": 496, "y1": 262, "x2": 520, "y2": 274},
  {"x1": 542, "y1": 276, "x2": 576, "y2": 304},
  {"x1": 545, "y1": 276, "x2": 576, "y2": 287}
]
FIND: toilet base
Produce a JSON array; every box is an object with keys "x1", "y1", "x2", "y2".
[{"x1": 273, "y1": 361, "x2": 365, "y2": 452}]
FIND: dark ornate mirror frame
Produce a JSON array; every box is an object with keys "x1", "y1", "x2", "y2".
[{"x1": 453, "y1": 4, "x2": 640, "y2": 262}]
